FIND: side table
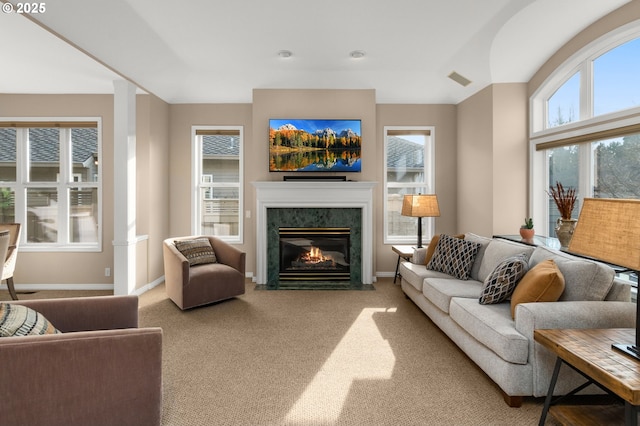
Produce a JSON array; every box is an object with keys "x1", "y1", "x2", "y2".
[
  {"x1": 392, "y1": 245, "x2": 414, "y2": 284},
  {"x1": 535, "y1": 328, "x2": 640, "y2": 426}
]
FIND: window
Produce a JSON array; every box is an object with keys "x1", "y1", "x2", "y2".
[
  {"x1": 193, "y1": 126, "x2": 243, "y2": 243},
  {"x1": 594, "y1": 37, "x2": 640, "y2": 116},
  {"x1": 0, "y1": 121, "x2": 101, "y2": 250},
  {"x1": 383, "y1": 126, "x2": 435, "y2": 244},
  {"x1": 530, "y1": 22, "x2": 640, "y2": 284}
]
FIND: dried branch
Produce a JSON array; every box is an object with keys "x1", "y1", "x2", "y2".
[{"x1": 547, "y1": 182, "x2": 577, "y2": 220}]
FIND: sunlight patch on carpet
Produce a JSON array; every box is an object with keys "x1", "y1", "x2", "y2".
[{"x1": 285, "y1": 307, "x2": 397, "y2": 423}]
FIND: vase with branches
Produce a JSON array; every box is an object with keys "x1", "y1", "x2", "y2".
[
  {"x1": 548, "y1": 182, "x2": 578, "y2": 248},
  {"x1": 548, "y1": 181, "x2": 577, "y2": 220}
]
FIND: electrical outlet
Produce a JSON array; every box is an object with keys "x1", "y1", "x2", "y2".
[{"x1": 105, "y1": 267, "x2": 111, "y2": 277}]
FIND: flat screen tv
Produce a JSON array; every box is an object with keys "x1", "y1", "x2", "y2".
[{"x1": 269, "y1": 119, "x2": 362, "y2": 172}]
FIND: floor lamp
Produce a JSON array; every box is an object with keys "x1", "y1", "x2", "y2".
[
  {"x1": 568, "y1": 198, "x2": 640, "y2": 360},
  {"x1": 401, "y1": 194, "x2": 440, "y2": 248}
]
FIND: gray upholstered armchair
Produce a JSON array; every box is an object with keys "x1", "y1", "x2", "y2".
[
  {"x1": 163, "y1": 235, "x2": 246, "y2": 310},
  {"x1": 0, "y1": 295, "x2": 163, "y2": 426}
]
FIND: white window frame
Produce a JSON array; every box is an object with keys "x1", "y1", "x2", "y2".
[
  {"x1": 529, "y1": 20, "x2": 640, "y2": 236},
  {"x1": 191, "y1": 125, "x2": 244, "y2": 244},
  {"x1": 1, "y1": 118, "x2": 102, "y2": 252},
  {"x1": 383, "y1": 126, "x2": 436, "y2": 245}
]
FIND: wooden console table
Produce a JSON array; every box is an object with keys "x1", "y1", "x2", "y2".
[{"x1": 535, "y1": 328, "x2": 640, "y2": 425}]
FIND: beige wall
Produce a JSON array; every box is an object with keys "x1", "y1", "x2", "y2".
[
  {"x1": 376, "y1": 104, "x2": 458, "y2": 272},
  {"x1": 0, "y1": 94, "x2": 115, "y2": 286},
  {"x1": 456, "y1": 84, "x2": 528, "y2": 236},
  {"x1": 457, "y1": 86, "x2": 494, "y2": 236},
  {"x1": 136, "y1": 94, "x2": 170, "y2": 289},
  {"x1": 168, "y1": 102, "x2": 253, "y2": 259}
]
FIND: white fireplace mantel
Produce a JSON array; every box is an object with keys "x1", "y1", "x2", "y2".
[{"x1": 252, "y1": 181, "x2": 377, "y2": 285}]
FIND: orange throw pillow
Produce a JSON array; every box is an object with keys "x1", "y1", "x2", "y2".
[
  {"x1": 423, "y1": 234, "x2": 465, "y2": 265},
  {"x1": 510, "y1": 259, "x2": 565, "y2": 318}
]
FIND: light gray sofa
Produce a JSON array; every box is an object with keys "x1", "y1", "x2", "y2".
[{"x1": 399, "y1": 233, "x2": 636, "y2": 407}]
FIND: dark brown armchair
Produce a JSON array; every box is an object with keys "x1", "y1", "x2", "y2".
[
  {"x1": 0, "y1": 295, "x2": 163, "y2": 426},
  {"x1": 163, "y1": 235, "x2": 246, "y2": 310}
]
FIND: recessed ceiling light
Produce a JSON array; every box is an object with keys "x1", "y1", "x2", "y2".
[
  {"x1": 350, "y1": 50, "x2": 366, "y2": 59},
  {"x1": 278, "y1": 50, "x2": 292, "y2": 58}
]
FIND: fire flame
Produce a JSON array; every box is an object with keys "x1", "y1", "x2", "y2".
[{"x1": 301, "y1": 246, "x2": 333, "y2": 264}]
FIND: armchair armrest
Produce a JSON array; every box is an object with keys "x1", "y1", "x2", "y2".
[
  {"x1": 13, "y1": 295, "x2": 139, "y2": 332},
  {"x1": 163, "y1": 239, "x2": 190, "y2": 288},
  {"x1": 1, "y1": 327, "x2": 163, "y2": 426},
  {"x1": 209, "y1": 237, "x2": 245, "y2": 274}
]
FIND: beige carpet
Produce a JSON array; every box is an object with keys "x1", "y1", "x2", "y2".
[{"x1": 135, "y1": 278, "x2": 549, "y2": 426}]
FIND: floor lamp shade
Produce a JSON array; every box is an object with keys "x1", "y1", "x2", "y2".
[
  {"x1": 401, "y1": 194, "x2": 440, "y2": 248},
  {"x1": 568, "y1": 198, "x2": 640, "y2": 359}
]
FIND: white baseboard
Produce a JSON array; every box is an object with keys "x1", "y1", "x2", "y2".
[
  {"x1": 132, "y1": 276, "x2": 165, "y2": 296},
  {"x1": 1, "y1": 283, "x2": 114, "y2": 292},
  {"x1": 1, "y1": 276, "x2": 165, "y2": 296}
]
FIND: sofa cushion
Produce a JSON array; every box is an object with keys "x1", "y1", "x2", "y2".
[
  {"x1": 422, "y1": 277, "x2": 483, "y2": 313},
  {"x1": 464, "y1": 233, "x2": 493, "y2": 281},
  {"x1": 510, "y1": 259, "x2": 565, "y2": 318},
  {"x1": 426, "y1": 234, "x2": 481, "y2": 280},
  {"x1": 0, "y1": 303, "x2": 61, "y2": 337},
  {"x1": 175, "y1": 238, "x2": 217, "y2": 266},
  {"x1": 479, "y1": 254, "x2": 529, "y2": 305},
  {"x1": 477, "y1": 239, "x2": 535, "y2": 283},
  {"x1": 449, "y1": 297, "x2": 529, "y2": 365},
  {"x1": 399, "y1": 262, "x2": 453, "y2": 293},
  {"x1": 528, "y1": 246, "x2": 614, "y2": 301}
]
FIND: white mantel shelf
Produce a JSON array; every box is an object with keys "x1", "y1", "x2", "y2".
[{"x1": 252, "y1": 181, "x2": 377, "y2": 285}]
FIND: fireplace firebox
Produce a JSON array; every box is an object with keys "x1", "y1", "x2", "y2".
[{"x1": 279, "y1": 227, "x2": 350, "y2": 281}]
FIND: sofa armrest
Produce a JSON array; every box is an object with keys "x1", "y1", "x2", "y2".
[
  {"x1": 515, "y1": 300, "x2": 636, "y2": 396},
  {"x1": 1, "y1": 327, "x2": 163, "y2": 426},
  {"x1": 515, "y1": 301, "x2": 636, "y2": 335},
  {"x1": 13, "y1": 295, "x2": 139, "y2": 332}
]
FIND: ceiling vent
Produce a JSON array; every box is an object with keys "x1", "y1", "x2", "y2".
[{"x1": 448, "y1": 71, "x2": 472, "y2": 87}]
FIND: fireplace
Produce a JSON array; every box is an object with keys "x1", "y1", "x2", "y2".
[
  {"x1": 252, "y1": 181, "x2": 376, "y2": 286},
  {"x1": 279, "y1": 227, "x2": 351, "y2": 281}
]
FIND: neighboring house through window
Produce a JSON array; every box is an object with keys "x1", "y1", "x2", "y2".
[
  {"x1": 383, "y1": 126, "x2": 435, "y2": 244},
  {"x1": 192, "y1": 126, "x2": 243, "y2": 243},
  {"x1": 0, "y1": 120, "x2": 101, "y2": 251}
]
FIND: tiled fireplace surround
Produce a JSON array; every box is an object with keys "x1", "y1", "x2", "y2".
[{"x1": 253, "y1": 181, "x2": 376, "y2": 286}]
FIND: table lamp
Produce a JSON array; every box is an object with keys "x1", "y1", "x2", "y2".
[
  {"x1": 568, "y1": 198, "x2": 640, "y2": 360},
  {"x1": 401, "y1": 194, "x2": 440, "y2": 248}
]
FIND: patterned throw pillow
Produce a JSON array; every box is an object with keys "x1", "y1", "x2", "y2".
[
  {"x1": 426, "y1": 234, "x2": 482, "y2": 280},
  {"x1": 174, "y1": 238, "x2": 217, "y2": 266},
  {"x1": 479, "y1": 254, "x2": 529, "y2": 305},
  {"x1": 0, "y1": 303, "x2": 61, "y2": 337}
]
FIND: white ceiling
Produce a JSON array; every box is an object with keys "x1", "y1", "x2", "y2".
[{"x1": 0, "y1": 0, "x2": 631, "y2": 104}]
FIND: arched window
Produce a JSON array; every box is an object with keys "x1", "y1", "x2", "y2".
[{"x1": 529, "y1": 21, "x2": 640, "y2": 239}]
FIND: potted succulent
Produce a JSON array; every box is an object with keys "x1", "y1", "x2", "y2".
[
  {"x1": 520, "y1": 217, "x2": 535, "y2": 240},
  {"x1": 548, "y1": 181, "x2": 578, "y2": 248}
]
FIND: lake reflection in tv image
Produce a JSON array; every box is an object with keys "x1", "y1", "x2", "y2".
[{"x1": 269, "y1": 119, "x2": 362, "y2": 172}]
